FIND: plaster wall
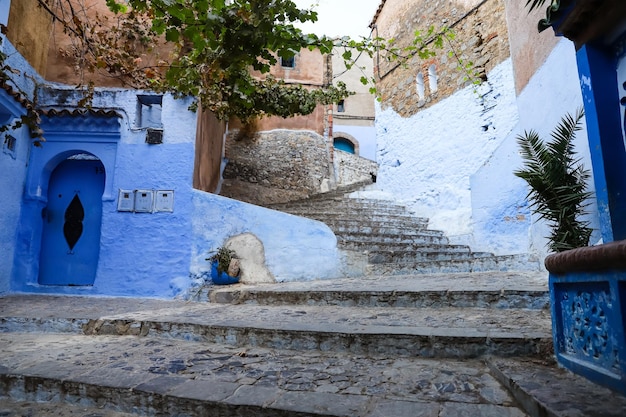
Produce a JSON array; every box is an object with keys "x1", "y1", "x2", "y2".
[
  {"x1": 190, "y1": 190, "x2": 343, "y2": 286},
  {"x1": 374, "y1": 58, "x2": 519, "y2": 241},
  {"x1": 0, "y1": 110, "x2": 29, "y2": 295},
  {"x1": 6, "y1": 0, "x2": 52, "y2": 75},
  {"x1": 247, "y1": 48, "x2": 328, "y2": 135},
  {"x1": 0, "y1": 37, "x2": 44, "y2": 294},
  {"x1": 333, "y1": 125, "x2": 377, "y2": 161},
  {"x1": 332, "y1": 47, "x2": 376, "y2": 161},
  {"x1": 471, "y1": 39, "x2": 601, "y2": 257},
  {"x1": 332, "y1": 47, "x2": 375, "y2": 118},
  {"x1": 8, "y1": 84, "x2": 346, "y2": 297},
  {"x1": 11, "y1": 87, "x2": 199, "y2": 298},
  {"x1": 503, "y1": 0, "x2": 560, "y2": 94}
]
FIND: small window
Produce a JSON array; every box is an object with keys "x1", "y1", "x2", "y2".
[
  {"x1": 3, "y1": 135, "x2": 16, "y2": 159},
  {"x1": 337, "y1": 100, "x2": 345, "y2": 113},
  {"x1": 136, "y1": 94, "x2": 163, "y2": 129},
  {"x1": 281, "y1": 56, "x2": 295, "y2": 68},
  {"x1": 333, "y1": 137, "x2": 355, "y2": 154},
  {"x1": 428, "y1": 64, "x2": 438, "y2": 94},
  {"x1": 416, "y1": 73, "x2": 425, "y2": 100}
]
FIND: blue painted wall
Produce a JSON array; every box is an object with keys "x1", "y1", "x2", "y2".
[
  {"x1": 0, "y1": 36, "x2": 43, "y2": 295},
  {"x1": 4, "y1": 78, "x2": 345, "y2": 298},
  {"x1": 577, "y1": 45, "x2": 626, "y2": 242},
  {"x1": 190, "y1": 190, "x2": 341, "y2": 285}
]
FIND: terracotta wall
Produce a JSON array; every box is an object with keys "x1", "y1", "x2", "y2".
[
  {"x1": 502, "y1": 0, "x2": 559, "y2": 94},
  {"x1": 245, "y1": 48, "x2": 329, "y2": 134},
  {"x1": 6, "y1": 0, "x2": 52, "y2": 75}
]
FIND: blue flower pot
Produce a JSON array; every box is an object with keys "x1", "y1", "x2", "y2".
[{"x1": 210, "y1": 260, "x2": 239, "y2": 285}]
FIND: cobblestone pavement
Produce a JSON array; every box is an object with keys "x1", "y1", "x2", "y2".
[
  {"x1": 0, "y1": 333, "x2": 528, "y2": 416},
  {"x1": 0, "y1": 398, "x2": 137, "y2": 417},
  {"x1": 1, "y1": 272, "x2": 625, "y2": 416}
]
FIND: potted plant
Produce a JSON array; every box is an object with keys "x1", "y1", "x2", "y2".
[
  {"x1": 206, "y1": 246, "x2": 240, "y2": 285},
  {"x1": 515, "y1": 109, "x2": 626, "y2": 395}
]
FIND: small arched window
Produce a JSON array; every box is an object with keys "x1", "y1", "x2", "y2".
[
  {"x1": 416, "y1": 73, "x2": 425, "y2": 100},
  {"x1": 428, "y1": 64, "x2": 438, "y2": 94},
  {"x1": 333, "y1": 137, "x2": 355, "y2": 154}
]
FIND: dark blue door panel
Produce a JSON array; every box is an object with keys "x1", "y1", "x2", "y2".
[{"x1": 39, "y1": 159, "x2": 105, "y2": 285}]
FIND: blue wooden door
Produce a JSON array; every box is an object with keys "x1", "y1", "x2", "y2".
[{"x1": 38, "y1": 159, "x2": 105, "y2": 285}]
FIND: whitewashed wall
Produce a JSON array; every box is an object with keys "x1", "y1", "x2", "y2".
[
  {"x1": 372, "y1": 39, "x2": 601, "y2": 259},
  {"x1": 471, "y1": 39, "x2": 601, "y2": 258},
  {"x1": 374, "y1": 58, "x2": 519, "y2": 240}
]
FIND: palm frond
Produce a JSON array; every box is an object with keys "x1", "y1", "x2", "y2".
[
  {"x1": 525, "y1": 0, "x2": 550, "y2": 12},
  {"x1": 514, "y1": 108, "x2": 593, "y2": 252}
]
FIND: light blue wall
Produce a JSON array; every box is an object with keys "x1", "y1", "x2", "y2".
[
  {"x1": 190, "y1": 190, "x2": 341, "y2": 285},
  {"x1": 10, "y1": 86, "x2": 199, "y2": 298},
  {"x1": 470, "y1": 40, "x2": 601, "y2": 257},
  {"x1": 5, "y1": 80, "x2": 345, "y2": 298},
  {"x1": 334, "y1": 125, "x2": 377, "y2": 161}
]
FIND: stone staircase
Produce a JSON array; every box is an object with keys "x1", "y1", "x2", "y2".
[
  {"x1": 269, "y1": 193, "x2": 540, "y2": 275},
  {"x1": 2, "y1": 273, "x2": 625, "y2": 416}
]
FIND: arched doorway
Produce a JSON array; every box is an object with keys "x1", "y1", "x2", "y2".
[
  {"x1": 38, "y1": 155, "x2": 106, "y2": 285},
  {"x1": 333, "y1": 137, "x2": 356, "y2": 154}
]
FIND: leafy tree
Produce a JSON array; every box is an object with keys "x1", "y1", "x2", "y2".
[
  {"x1": 514, "y1": 108, "x2": 593, "y2": 252},
  {"x1": 31, "y1": 0, "x2": 466, "y2": 123}
]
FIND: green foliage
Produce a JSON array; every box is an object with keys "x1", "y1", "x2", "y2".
[
  {"x1": 27, "y1": 1, "x2": 477, "y2": 123},
  {"x1": 207, "y1": 246, "x2": 238, "y2": 275},
  {"x1": 525, "y1": 0, "x2": 550, "y2": 12},
  {"x1": 514, "y1": 108, "x2": 593, "y2": 252}
]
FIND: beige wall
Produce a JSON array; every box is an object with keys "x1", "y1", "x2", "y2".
[
  {"x1": 332, "y1": 47, "x2": 375, "y2": 127},
  {"x1": 503, "y1": 0, "x2": 559, "y2": 94},
  {"x1": 7, "y1": 0, "x2": 52, "y2": 75},
  {"x1": 243, "y1": 48, "x2": 330, "y2": 134}
]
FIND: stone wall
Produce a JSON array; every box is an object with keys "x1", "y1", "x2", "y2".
[
  {"x1": 220, "y1": 130, "x2": 333, "y2": 205},
  {"x1": 334, "y1": 150, "x2": 378, "y2": 187},
  {"x1": 373, "y1": 0, "x2": 510, "y2": 117}
]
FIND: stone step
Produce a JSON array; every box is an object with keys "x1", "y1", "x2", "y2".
[
  {"x1": 0, "y1": 333, "x2": 535, "y2": 417},
  {"x1": 0, "y1": 294, "x2": 550, "y2": 359},
  {"x1": 330, "y1": 223, "x2": 436, "y2": 236},
  {"x1": 367, "y1": 249, "x2": 494, "y2": 264},
  {"x1": 278, "y1": 207, "x2": 412, "y2": 219},
  {"x1": 2, "y1": 332, "x2": 623, "y2": 417},
  {"x1": 336, "y1": 231, "x2": 449, "y2": 246},
  {"x1": 208, "y1": 272, "x2": 550, "y2": 310},
  {"x1": 366, "y1": 254, "x2": 542, "y2": 276},
  {"x1": 338, "y1": 240, "x2": 465, "y2": 252},
  {"x1": 299, "y1": 216, "x2": 430, "y2": 231},
  {"x1": 273, "y1": 200, "x2": 414, "y2": 215}
]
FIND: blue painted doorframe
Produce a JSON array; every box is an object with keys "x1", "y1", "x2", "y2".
[
  {"x1": 577, "y1": 45, "x2": 626, "y2": 242},
  {"x1": 11, "y1": 114, "x2": 120, "y2": 293},
  {"x1": 39, "y1": 159, "x2": 105, "y2": 285}
]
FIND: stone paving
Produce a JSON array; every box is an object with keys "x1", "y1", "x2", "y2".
[
  {"x1": 0, "y1": 333, "x2": 527, "y2": 416},
  {"x1": 1, "y1": 272, "x2": 625, "y2": 416}
]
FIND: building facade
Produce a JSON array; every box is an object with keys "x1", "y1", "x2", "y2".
[
  {"x1": 0, "y1": 0, "x2": 350, "y2": 298},
  {"x1": 369, "y1": 0, "x2": 601, "y2": 260}
]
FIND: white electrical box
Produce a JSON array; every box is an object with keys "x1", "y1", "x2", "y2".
[
  {"x1": 154, "y1": 190, "x2": 174, "y2": 212},
  {"x1": 134, "y1": 190, "x2": 154, "y2": 212},
  {"x1": 117, "y1": 189, "x2": 134, "y2": 212}
]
